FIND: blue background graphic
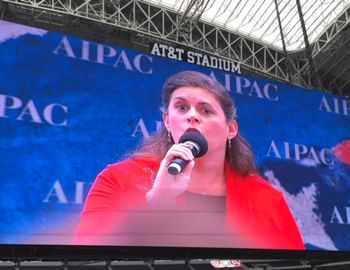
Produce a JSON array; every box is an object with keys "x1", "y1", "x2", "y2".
[{"x1": 0, "y1": 20, "x2": 349, "y2": 250}]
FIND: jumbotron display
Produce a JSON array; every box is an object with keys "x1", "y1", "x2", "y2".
[{"x1": 0, "y1": 19, "x2": 349, "y2": 253}]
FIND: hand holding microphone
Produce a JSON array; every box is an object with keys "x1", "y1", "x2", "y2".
[
  {"x1": 146, "y1": 130, "x2": 208, "y2": 205},
  {"x1": 168, "y1": 130, "x2": 208, "y2": 175}
]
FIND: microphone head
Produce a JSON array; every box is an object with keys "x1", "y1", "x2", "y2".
[{"x1": 179, "y1": 130, "x2": 208, "y2": 158}]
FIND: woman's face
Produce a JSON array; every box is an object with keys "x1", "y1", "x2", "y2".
[{"x1": 163, "y1": 86, "x2": 237, "y2": 156}]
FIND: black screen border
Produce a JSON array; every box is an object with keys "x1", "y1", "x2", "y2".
[{"x1": 1, "y1": 245, "x2": 350, "y2": 262}]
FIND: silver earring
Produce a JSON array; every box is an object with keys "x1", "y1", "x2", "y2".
[
  {"x1": 228, "y1": 138, "x2": 232, "y2": 149},
  {"x1": 168, "y1": 131, "x2": 173, "y2": 143}
]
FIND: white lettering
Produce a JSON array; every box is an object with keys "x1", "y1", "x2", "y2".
[
  {"x1": 193, "y1": 52, "x2": 202, "y2": 65},
  {"x1": 43, "y1": 180, "x2": 90, "y2": 204},
  {"x1": 234, "y1": 76, "x2": 279, "y2": 100},
  {"x1": 113, "y1": 50, "x2": 133, "y2": 70},
  {"x1": 343, "y1": 99, "x2": 350, "y2": 115},
  {"x1": 150, "y1": 43, "x2": 240, "y2": 73},
  {"x1": 53, "y1": 36, "x2": 76, "y2": 58},
  {"x1": 202, "y1": 54, "x2": 209, "y2": 66},
  {"x1": 167, "y1": 47, "x2": 177, "y2": 60},
  {"x1": 264, "y1": 83, "x2": 279, "y2": 101},
  {"x1": 319, "y1": 96, "x2": 350, "y2": 116},
  {"x1": 294, "y1": 143, "x2": 308, "y2": 161},
  {"x1": 319, "y1": 96, "x2": 332, "y2": 112},
  {"x1": 231, "y1": 61, "x2": 241, "y2": 73},
  {"x1": 329, "y1": 206, "x2": 350, "y2": 224},
  {"x1": 134, "y1": 54, "x2": 153, "y2": 74},
  {"x1": 266, "y1": 140, "x2": 281, "y2": 158},
  {"x1": 320, "y1": 148, "x2": 333, "y2": 165},
  {"x1": 54, "y1": 37, "x2": 153, "y2": 75},
  {"x1": 81, "y1": 40, "x2": 90, "y2": 61},
  {"x1": 330, "y1": 206, "x2": 344, "y2": 224},
  {"x1": 150, "y1": 43, "x2": 161, "y2": 56},
  {"x1": 334, "y1": 97, "x2": 340, "y2": 114},
  {"x1": 150, "y1": 43, "x2": 184, "y2": 61},
  {"x1": 43, "y1": 104, "x2": 68, "y2": 126},
  {"x1": 158, "y1": 44, "x2": 167, "y2": 57},
  {"x1": 187, "y1": 51, "x2": 195, "y2": 63},
  {"x1": 224, "y1": 73, "x2": 231, "y2": 92},
  {"x1": 43, "y1": 180, "x2": 68, "y2": 204},
  {"x1": 347, "y1": 207, "x2": 350, "y2": 225},
  {"x1": 235, "y1": 76, "x2": 250, "y2": 94},
  {"x1": 16, "y1": 100, "x2": 42, "y2": 123},
  {"x1": 210, "y1": 56, "x2": 217, "y2": 68},
  {"x1": 284, "y1": 141, "x2": 291, "y2": 159},
  {"x1": 131, "y1": 118, "x2": 150, "y2": 138},
  {"x1": 248, "y1": 81, "x2": 264, "y2": 99},
  {"x1": 97, "y1": 44, "x2": 116, "y2": 64},
  {"x1": 0, "y1": 94, "x2": 68, "y2": 127},
  {"x1": 267, "y1": 140, "x2": 333, "y2": 165},
  {"x1": 74, "y1": 181, "x2": 86, "y2": 204},
  {"x1": 0, "y1": 95, "x2": 22, "y2": 117}
]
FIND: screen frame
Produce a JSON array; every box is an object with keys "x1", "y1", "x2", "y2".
[
  {"x1": 1, "y1": 19, "x2": 350, "y2": 262},
  {"x1": 1, "y1": 245, "x2": 350, "y2": 261}
]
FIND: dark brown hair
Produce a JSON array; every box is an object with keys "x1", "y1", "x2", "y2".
[{"x1": 133, "y1": 70, "x2": 258, "y2": 176}]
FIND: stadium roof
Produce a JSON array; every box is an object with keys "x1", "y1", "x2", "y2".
[
  {"x1": 146, "y1": 0, "x2": 350, "y2": 51},
  {"x1": 1, "y1": 0, "x2": 350, "y2": 94}
]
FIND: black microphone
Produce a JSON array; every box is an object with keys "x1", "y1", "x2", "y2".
[{"x1": 168, "y1": 130, "x2": 208, "y2": 175}]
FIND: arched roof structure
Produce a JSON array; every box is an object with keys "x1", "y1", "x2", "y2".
[{"x1": 1, "y1": 0, "x2": 350, "y2": 95}]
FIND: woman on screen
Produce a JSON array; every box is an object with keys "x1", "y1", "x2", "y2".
[{"x1": 75, "y1": 70, "x2": 304, "y2": 249}]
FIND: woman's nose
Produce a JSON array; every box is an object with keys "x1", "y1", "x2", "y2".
[{"x1": 187, "y1": 108, "x2": 199, "y2": 123}]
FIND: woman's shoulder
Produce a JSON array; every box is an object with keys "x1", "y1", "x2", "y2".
[
  {"x1": 244, "y1": 174, "x2": 282, "y2": 197},
  {"x1": 106, "y1": 157, "x2": 161, "y2": 172},
  {"x1": 99, "y1": 157, "x2": 161, "y2": 185},
  {"x1": 245, "y1": 174, "x2": 277, "y2": 188},
  {"x1": 225, "y1": 163, "x2": 275, "y2": 191}
]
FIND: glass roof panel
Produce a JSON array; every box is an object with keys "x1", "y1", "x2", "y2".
[{"x1": 145, "y1": 0, "x2": 350, "y2": 51}]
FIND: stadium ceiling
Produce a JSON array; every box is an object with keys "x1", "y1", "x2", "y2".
[
  {"x1": 1, "y1": 0, "x2": 350, "y2": 96},
  {"x1": 145, "y1": 0, "x2": 350, "y2": 52}
]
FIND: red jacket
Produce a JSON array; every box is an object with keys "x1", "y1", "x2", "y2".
[{"x1": 75, "y1": 158, "x2": 305, "y2": 250}]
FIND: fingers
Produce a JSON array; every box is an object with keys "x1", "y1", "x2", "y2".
[
  {"x1": 147, "y1": 144, "x2": 195, "y2": 205},
  {"x1": 181, "y1": 158, "x2": 195, "y2": 176},
  {"x1": 164, "y1": 143, "x2": 194, "y2": 166}
]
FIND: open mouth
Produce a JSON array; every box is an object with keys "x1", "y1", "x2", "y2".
[{"x1": 185, "y1": 127, "x2": 201, "y2": 134}]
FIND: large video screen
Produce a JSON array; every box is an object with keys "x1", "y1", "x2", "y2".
[{"x1": 0, "y1": 19, "x2": 350, "y2": 253}]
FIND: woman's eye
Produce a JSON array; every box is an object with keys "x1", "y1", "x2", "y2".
[
  {"x1": 202, "y1": 108, "x2": 213, "y2": 114},
  {"x1": 175, "y1": 104, "x2": 188, "y2": 111}
]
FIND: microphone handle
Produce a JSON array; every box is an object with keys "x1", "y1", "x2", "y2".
[{"x1": 168, "y1": 158, "x2": 187, "y2": 175}]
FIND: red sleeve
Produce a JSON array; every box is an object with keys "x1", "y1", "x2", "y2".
[
  {"x1": 227, "y1": 172, "x2": 305, "y2": 250},
  {"x1": 267, "y1": 190, "x2": 305, "y2": 250},
  {"x1": 74, "y1": 165, "x2": 126, "y2": 244},
  {"x1": 74, "y1": 159, "x2": 155, "y2": 245},
  {"x1": 251, "y1": 176, "x2": 304, "y2": 249}
]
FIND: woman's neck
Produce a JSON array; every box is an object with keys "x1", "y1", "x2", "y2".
[{"x1": 187, "y1": 156, "x2": 226, "y2": 196}]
